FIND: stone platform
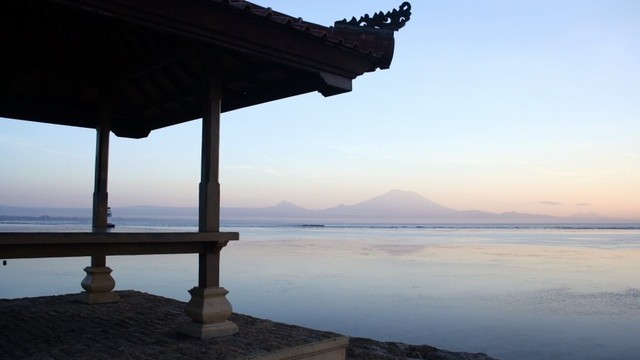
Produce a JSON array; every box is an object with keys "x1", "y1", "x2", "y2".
[
  {"x1": 0, "y1": 291, "x2": 496, "y2": 360},
  {"x1": 0, "y1": 291, "x2": 346, "y2": 359}
]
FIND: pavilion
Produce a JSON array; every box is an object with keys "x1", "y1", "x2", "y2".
[{"x1": 0, "y1": 0, "x2": 411, "y2": 340}]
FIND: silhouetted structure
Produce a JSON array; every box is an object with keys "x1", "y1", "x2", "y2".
[{"x1": 1, "y1": 0, "x2": 410, "y2": 342}]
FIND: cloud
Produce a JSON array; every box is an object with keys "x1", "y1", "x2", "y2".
[
  {"x1": 539, "y1": 201, "x2": 562, "y2": 206},
  {"x1": 576, "y1": 203, "x2": 591, "y2": 207}
]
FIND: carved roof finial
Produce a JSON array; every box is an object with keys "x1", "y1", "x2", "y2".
[{"x1": 335, "y1": 2, "x2": 411, "y2": 32}]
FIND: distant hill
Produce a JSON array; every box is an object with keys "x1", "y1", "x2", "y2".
[
  {"x1": 318, "y1": 189, "x2": 457, "y2": 220},
  {"x1": 221, "y1": 190, "x2": 610, "y2": 224},
  {"x1": 0, "y1": 205, "x2": 91, "y2": 218},
  {"x1": 0, "y1": 190, "x2": 623, "y2": 224}
]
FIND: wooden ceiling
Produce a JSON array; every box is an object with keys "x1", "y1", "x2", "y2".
[{"x1": 0, "y1": 0, "x2": 405, "y2": 138}]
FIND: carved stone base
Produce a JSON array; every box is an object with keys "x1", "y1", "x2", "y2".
[
  {"x1": 78, "y1": 291, "x2": 121, "y2": 304},
  {"x1": 79, "y1": 266, "x2": 120, "y2": 304},
  {"x1": 178, "y1": 286, "x2": 238, "y2": 338},
  {"x1": 178, "y1": 320, "x2": 239, "y2": 339}
]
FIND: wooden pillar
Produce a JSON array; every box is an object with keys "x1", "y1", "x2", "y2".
[
  {"x1": 92, "y1": 120, "x2": 110, "y2": 230},
  {"x1": 198, "y1": 73, "x2": 222, "y2": 288},
  {"x1": 179, "y1": 56, "x2": 238, "y2": 338},
  {"x1": 79, "y1": 118, "x2": 119, "y2": 304}
]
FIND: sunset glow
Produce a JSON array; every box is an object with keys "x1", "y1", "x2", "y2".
[{"x1": 1, "y1": 1, "x2": 639, "y2": 220}]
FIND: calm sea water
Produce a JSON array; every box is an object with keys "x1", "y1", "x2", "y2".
[{"x1": 2, "y1": 221, "x2": 640, "y2": 360}]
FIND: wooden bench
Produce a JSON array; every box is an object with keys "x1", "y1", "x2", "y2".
[{"x1": 0, "y1": 232, "x2": 239, "y2": 259}]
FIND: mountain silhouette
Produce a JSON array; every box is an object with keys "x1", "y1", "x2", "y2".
[
  {"x1": 314, "y1": 190, "x2": 456, "y2": 221},
  {"x1": 1, "y1": 190, "x2": 617, "y2": 224}
]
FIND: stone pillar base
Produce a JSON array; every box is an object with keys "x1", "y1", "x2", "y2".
[
  {"x1": 178, "y1": 286, "x2": 238, "y2": 339},
  {"x1": 78, "y1": 291, "x2": 121, "y2": 304},
  {"x1": 79, "y1": 266, "x2": 119, "y2": 304},
  {"x1": 178, "y1": 320, "x2": 239, "y2": 339}
]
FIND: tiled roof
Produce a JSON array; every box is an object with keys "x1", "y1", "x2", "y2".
[
  {"x1": 1, "y1": 0, "x2": 410, "y2": 137},
  {"x1": 220, "y1": 0, "x2": 411, "y2": 68}
]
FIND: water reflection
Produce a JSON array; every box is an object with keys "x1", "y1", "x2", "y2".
[{"x1": 1, "y1": 226, "x2": 639, "y2": 359}]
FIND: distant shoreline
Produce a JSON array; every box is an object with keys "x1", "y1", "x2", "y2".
[
  {"x1": 0, "y1": 215, "x2": 91, "y2": 222},
  {"x1": 1, "y1": 216, "x2": 638, "y2": 230},
  {"x1": 3, "y1": 190, "x2": 639, "y2": 224}
]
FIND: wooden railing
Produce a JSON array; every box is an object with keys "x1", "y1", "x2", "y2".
[{"x1": 0, "y1": 232, "x2": 239, "y2": 259}]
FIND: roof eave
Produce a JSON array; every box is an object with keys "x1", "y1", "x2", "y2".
[{"x1": 56, "y1": 0, "x2": 391, "y2": 79}]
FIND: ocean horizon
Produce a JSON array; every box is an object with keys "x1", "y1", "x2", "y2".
[{"x1": 2, "y1": 220, "x2": 639, "y2": 359}]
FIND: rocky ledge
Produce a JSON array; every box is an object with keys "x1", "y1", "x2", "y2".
[{"x1": 348, "y1": 337, "x2": 497, "y2": 359}]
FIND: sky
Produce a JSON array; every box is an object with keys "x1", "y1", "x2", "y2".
[{"x1": 1, "y1": 1, "x2": 639, "y2": 220}]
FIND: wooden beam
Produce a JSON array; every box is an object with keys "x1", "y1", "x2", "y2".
[
  {"x1": 0, "y1": 232, "x2": 239, "y2": 245},
  {"x1": 0, "y1": 232, "x2": 239, "y2": 259}
]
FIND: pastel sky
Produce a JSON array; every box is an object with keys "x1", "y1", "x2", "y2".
[{"x1": 1, "y1": 1, "x2": 639, "y2": 220}]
